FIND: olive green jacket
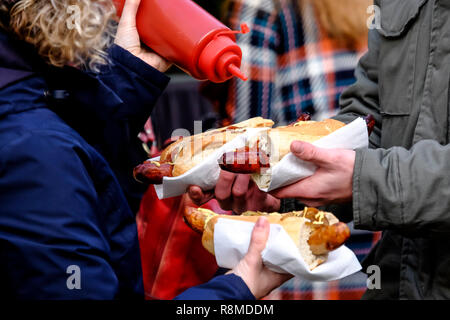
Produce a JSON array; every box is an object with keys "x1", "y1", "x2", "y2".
[{"x1": 283, "y1": 0, "x2": 450, "y2": 299}]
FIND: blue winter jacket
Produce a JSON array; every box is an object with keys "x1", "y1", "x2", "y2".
[{"x1": 0, "y1": 30, "x2": 254, "y2": 300}]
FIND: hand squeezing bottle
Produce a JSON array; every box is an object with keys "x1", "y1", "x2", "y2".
[{"x1": 114, "y1": 0, "x2": 249, "y2": 83}]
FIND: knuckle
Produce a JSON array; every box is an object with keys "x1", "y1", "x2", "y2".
[
  {"x1": 215, "y1": 191, "x2": 229, "y2": 202},
  {"x1": 232, "y1": 185, "x2": 246, "y2": 198},
  {"x1": 307, "y1": 146, "x2": 319, "y2": 161},
  {"x1": 220, "y1": 172, "x2": 236, "y2": 184},
  {"x1": 328, "y1": 151, "x2": 342, "y2": 165},
  {"x1": 215, "y1": 187, "x2": 232, "y2": 202}
]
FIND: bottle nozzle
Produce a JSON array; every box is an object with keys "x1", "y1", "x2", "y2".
[{"x1": 228, "y1": 64, "x2": 248, "y2": 81}]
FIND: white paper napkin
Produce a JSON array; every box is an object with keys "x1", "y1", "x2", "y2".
[
  {"x1": 214, "y1": 219, "x2": 362, "y2": 281},
  {"x1": 259, "y1": 117, "x2": 369, "y2": 192},
  {"x1": 153, "y1": 128, "x2": 267, "y2": 199}
]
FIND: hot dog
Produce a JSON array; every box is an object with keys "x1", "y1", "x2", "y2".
[
  {"x1": 307, "y1": 221, "x2": 351, "y2": 255},
  {"x1": 289, "y1": 112, "x2": 312, "y2": 124},
  {"x1": 184, "y1": 206, "x2": 350, "y2": 270},
  {"x1": 218, "y1": 146, "x2": 270, "y2": 174},
  {"x1": 133, "y1": 114, "x2": 372, "y2": 185},
  {"x1": 133, "y1": 161, "x2": 174, "y2": 184},
  {"x1": 133, "y1": 117, "x2": 274, "y2": 184},
  {"x1": 219, "y1": 118, "x2": 346, "y2": 176},
  {"x1": 219, "y1": 115, "x2": 375, "y2": 178}
]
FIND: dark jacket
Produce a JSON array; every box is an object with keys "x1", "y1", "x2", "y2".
[
  {"x1": 0, "y1": 29, "x2": 170, "y2": 299},
  {"x1": 0, "y1": 30, "x2": 254, "y2": 300},
  {"x1": 332, "y1": 0, "x2": 450, "y2": 299}
]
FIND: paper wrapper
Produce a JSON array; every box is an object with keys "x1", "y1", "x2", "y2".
[
  {"x1": 214, "y1": 219, "x2": 362, "y2": 281},
  {"x1": 258, "y1": 117, "x2": 369, "y2": 192},
  {"x1": 153, "y1": 128, "x2": 266, "y2": 199},
  {"x1": 153, "y1": 118, "x2": 368, "y2": 199}
]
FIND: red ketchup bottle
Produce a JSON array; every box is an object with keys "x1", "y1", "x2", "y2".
[{"x1": 113, "y1": 0, "x2": 249, "y2": 83}]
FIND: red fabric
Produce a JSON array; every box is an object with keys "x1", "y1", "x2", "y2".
[{"x1": 137, "y1": 187, "x2": 229, "y2": 300}]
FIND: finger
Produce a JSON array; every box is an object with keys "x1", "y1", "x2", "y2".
[
  {"x1": 247, "y1": 180, "x2": 267, "y2": 209},
  {"x1": 290, "y1": 141, "x2": 334, "y2": 167},
  {"x1": 119, "y1": 0, "x2": 141, "y2": 26},
  {"x1": 245, "y1": 217, "x2": 270, "y2": 266},
  {"x1": 231, "y1": 174, "x2": 251, "y2": 213},
  {"x1": 294, "y1": 198, "x2": 328, "y2": 208},
  {"x1": 215, "y1": 171, "x2": 236, "y2": 210},
  {"x1": 269, "y1": 180, "x2": 312, "y2": 199},
  {"x1": 262, "y1": 270, "x2": 293, "y2": 289},
  {"x1": 187, "y1": 185, "x2": 214, "y2": 206},
  {"x1": 270, "y1": 179, "x2": 328, "y2": 206}
]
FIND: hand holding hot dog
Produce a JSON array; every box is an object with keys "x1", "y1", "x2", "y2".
[
  {"x1": 188, "y1": 171, "x2": 281, "y2": 214},
  {"x1": 270, "y1": 141, "x2": 355, "y2": 207},
  {"x1": 228, "y1": 217, "x2": 292, "y2": 299}
]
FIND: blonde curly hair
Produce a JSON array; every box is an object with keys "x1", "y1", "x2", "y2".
[{"x1": 0, "y1": 0, "x2": 117, "y2": 71}]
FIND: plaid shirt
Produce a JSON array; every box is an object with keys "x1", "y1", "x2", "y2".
[
  {"x1": 224, "y1": 0, "x2": 367, "y2": 125},
  {"x1": 223, "y1": 0, "x2": 380, "y2": 300}
]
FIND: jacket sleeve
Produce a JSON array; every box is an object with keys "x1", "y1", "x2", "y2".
[
  {"x1": 92, "y1": 45, "x2": 170, "y2": 213},
  {"x1": 354, "y1": 140, "x2": 450, "y2": 233},
  {"x1": 174, "y1": 274, "x2": 255, "y2": 300},
  {"x1": 335, "y1": 29, "x2": 382, "y2": 149},
  {"x1": 0, "y1": 131, "x2": 126, "y2": 299},
  {"x1": 98, "y1": 44, "x2": 170, "y2": 125},
  {"x1": 336, "y1": 30, "x2": 450, "y2": 233}
]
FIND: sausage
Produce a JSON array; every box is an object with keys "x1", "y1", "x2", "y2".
[
  {"x1": 133, "y1": 161, "x2": 173, "y2": 184},
  {"x1": 295, "y1": 113, "x2": 312, "y2": 122},
  {"x1": 364, "y1": 114, "x2": 375, "y2": 136},
  {"x1": 308, "y1": 222, "x2": 350, "y2": 255},
  {"x1": 288, "y1": 113, "x2": 312, "y2": 126},
  {"x1": 184, "y1": 206, "x2": 213, "y2": 234},
  {"x1": 219, "y1": 148, "x2": 270, "y2": 174},
  {"x1": 184, "y1": 207, "x2": 351, "y2": 258}
]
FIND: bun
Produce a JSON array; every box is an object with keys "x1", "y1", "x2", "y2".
[
  {"x1": 134, "y1": 117, "x2": 345, "y2": 185},
  {"x1": 249, "y1": 119, "x2": 345, "y2": 188},
  {"x1": 259, "y1": 119, "x2": 345, "y2": 163},
  {"x1": 184, "y1": 207, "x2": 349, "y2": 270},
  {"x1": 162, "y1": 117, "x2": 274, "y2": 176}
]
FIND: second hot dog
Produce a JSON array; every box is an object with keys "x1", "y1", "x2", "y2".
[{"x1": 183, "y1": 206, "x2": 351, "y2": 270}]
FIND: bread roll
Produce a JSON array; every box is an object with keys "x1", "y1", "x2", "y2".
[
  {"x1": 184, "y1": 206, "x2": 349, "y2": 270},
  {"x1": 161, "y1": 117, "x2": 274, "y2": 176},
  {"x1": 134, "y1": 117, "x2": 345, "y2": 185},
  {"x1": 248, "y1": 119, "x2": 345, "y2": 188}
]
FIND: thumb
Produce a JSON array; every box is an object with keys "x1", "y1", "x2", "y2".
[
  {"x1": 120, "y1": 0, "x2": 141, "y2": 26},
  {"x1": 244, "y1": 217, "x2": 270, "y2": 266},
  {"x1": 290, "y1": 141, "x2": 332, "y2": 166},
  {"x1": 187, "y1": 185, "x2": 214, "y2": 206}
]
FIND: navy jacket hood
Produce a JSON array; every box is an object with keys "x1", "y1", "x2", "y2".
[{"x1": 0, "y1": 30, "x2": 41, "y2": 91}]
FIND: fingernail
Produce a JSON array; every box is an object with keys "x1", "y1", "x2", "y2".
[
  {"x1": 291, "y1": 141, "x2": 302, "y2": 154},
  {"x1": 256, "y1": 217, "x2": 267, "y2": 228}
]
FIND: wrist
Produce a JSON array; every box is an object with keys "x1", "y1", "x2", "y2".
[{"x1": 108, "y1": 44, "x2": 170, "y2": 86}]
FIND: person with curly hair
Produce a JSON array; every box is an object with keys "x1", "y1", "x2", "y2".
[{"x1": 0, "y1": 0, "x2": 289, "y2": 299}]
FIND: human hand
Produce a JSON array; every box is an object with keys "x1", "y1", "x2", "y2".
[
  {"x1": 114, "y1": 0, "x2": 172, "y2": 72},
  {"x1": 188, "y1": 171, "x2": 281, "y2": 214},
  {"x1": 228, "y1": 217, "x2": 292, "y2": 299},
  {"x1": 270, "y1": 141, "x2": 355, "y2": 207}
]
